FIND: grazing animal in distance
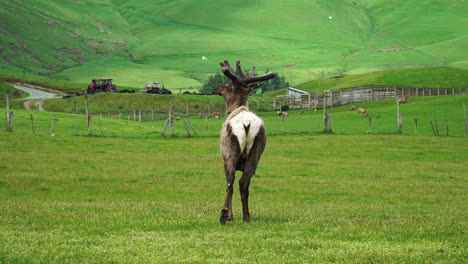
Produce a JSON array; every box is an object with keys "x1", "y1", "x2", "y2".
[
  {"x1": 358, "y1": 108, "x2": 368, "y2": 117},
  {"x1": 199, "y1": 112, "x2": 208, "y2": 119},
  {"x1": 217, "y1": 60, "x2": 276, "y2": 224},
  {"x1": 213, "y1": 112, "x2": 221, "y2": 119},
  {"x1": 350, "y1": 105, "x2": 355, "y2": 111},
  {"x1": 277, "y1": 111, "x2": 288, "y2": 117},
  {"x1": 398, "y1": 97, "x2": 408, "y2": 104}
]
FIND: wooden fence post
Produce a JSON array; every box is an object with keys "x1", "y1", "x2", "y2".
[
  {"x1": 282, "y1": 114, "x2": 285, "y2": 130},
  {"x1": 429, "y1": 120, "x2": 438, "y2": 136},
  {"x1": 414, "y1": 119, "x2": 418, "y2": 135},
  {"x1": 445, "y1": 120, "x2": 449, "y2": 136},
  {"x1": 5, "y1": 92, "x2": 12, "y2": 131},
  {"x1": 161, "y1": 119, "x2": 170, "y2": 136},
  {"x1": 87, "y1": 115, "x2": 92, "y2": 136},
  {"x1": 138, "y1": 107, "x2": 142, "y2": 122},
  {"x1": 187, "y1": 119, "x2": 198, "y2": 136},
  {"x1": 396, "y1": 116, "x2": 404, "y2": 133},
  {"x1": 396, "y1": 97, "x2": 401, "y2": 125},
  {"x1": 183, "y1": 119, "x2": 191, "y2": 137},
  {"x1": 50, "y1": 115, "x2": 56, "y2": 136},
  {"x1": 368, "y1": 117, "x2": 372, "y2": 133},
  {"x1": 99, "y1": 112, "x2": 104, "y2": 136},
  {"x1": 464, "y1": 104, "x2": 467, "y2": 137},
  {"x1": 170, "y1": 97, "x2": 174, "y2": 135},
  {"x1": 30, "y1": 114, "x2": 35, "y2": 134},
  {"x1": 85, "y1": 95, "x2": 91, "y2": 136},
  {"x1": 7, "y1": 112, "x2": 13, "y2": 132},
  {"x1": 74, "y1": 116, "x2": 78, "y2": 136}
]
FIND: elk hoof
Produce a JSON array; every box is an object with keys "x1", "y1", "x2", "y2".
[
  {"x1": 243, "y1": 213, "x2": 250, "y2": 223},
  {"x1": 220, "y1": 208, "x2": 229, "y2": 225}
]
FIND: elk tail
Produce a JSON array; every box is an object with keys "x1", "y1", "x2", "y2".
[{"x1": 243, "y1": 123, "x2": 251, "y2": 135}]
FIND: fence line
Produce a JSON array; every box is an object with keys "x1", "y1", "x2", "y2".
[{"x1": 274, "y1": 85, "x2": 468, "y2": 109}]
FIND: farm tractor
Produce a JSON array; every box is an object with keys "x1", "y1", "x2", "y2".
[
  {"x1": 86, "y1": 78, "x2": 117, "y2": 94},
  {"x1": 141, "y1": 81, "x2": 171, "y2": 94}
]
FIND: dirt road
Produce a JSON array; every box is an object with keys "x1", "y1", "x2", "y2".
[{"x1": 13, "y1": 84, "x2": 63, "y2": 111}]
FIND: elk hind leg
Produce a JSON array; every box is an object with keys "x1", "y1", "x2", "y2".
[
  {"x1": 239, "y1": 171, "x2": 253, "y2": 222},
  {"x1": 220, "y1": 162, "x2": 236, "y2": 225}
]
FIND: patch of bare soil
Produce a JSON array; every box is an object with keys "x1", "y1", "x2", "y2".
[
  {"x1": 95, "y1": 22, "x2": 105, "y2": 33},
  {"x1": 23, "y1": 100, "x2": 45, "y2": 111},
  {"x1": 282, "y1": 62, "x2": 297, "y2": 67},
  {"x1": 315, "y1": 49, "x2": 329, "y2": 54},
  {"x1": 371, "y1": 46, "x2": 413, "y2": 52}
]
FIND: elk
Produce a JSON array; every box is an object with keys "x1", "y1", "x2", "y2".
[
  {"x1": 213, "y1": 111, "x2": 221, "y2": 119},
  {"x1": 217, "y1": 60, "x2": 276, "y2": 224},
  {"x1": 358, "y1": 108, "x2": 368, "y2": 117},
  {"x1": 398, "y1": 97, "x2": 408, "y2": 104}
]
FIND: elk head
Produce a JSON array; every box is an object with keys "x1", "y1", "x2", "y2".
[{"x1": 217, "y1": 60, "x2": 276, "y2": 113}]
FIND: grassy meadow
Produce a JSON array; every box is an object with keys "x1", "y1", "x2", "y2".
[
  {"x1": 4, "y1": 94, "x2": 467, "y2": 138},
  {"x1": 1, "y1": 89, "x2": 468, "y2": 262},
  {"x1": 0, "y1": 129, "x2": 467, "y2": 263}
]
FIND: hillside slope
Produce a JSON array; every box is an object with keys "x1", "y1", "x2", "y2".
[{"x1": 1, "y1": 0, "x2": 467, "y2": 89}]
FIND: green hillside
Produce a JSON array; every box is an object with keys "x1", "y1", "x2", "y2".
[
  {"x1": 293, "y1": 66, "x2": 468, "y2": 93},
  {"x1": 1, "y1": 0, "x2": 467, "y2": 89}
]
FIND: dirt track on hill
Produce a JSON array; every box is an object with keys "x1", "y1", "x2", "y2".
[
  {"x1": 13, "y1": 84, "x2": 63, "y2": 111},
  {"x1": 22, "y1": 99, "x2": 46, "y2": 111}
]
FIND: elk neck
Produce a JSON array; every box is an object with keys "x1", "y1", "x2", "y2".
[{"x1": 225, "y1": 96, "x2": 249, "y2": 115}]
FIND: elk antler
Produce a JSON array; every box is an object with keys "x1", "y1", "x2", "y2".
[{"x1": 220, "y1": 60, "x2": 277, "y2": 85}]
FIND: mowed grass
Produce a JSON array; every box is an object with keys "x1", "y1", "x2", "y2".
[{"x1": 0, "y1": 131, "x2": 466, "y2": 263}]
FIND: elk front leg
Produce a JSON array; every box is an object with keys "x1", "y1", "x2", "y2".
[{"x1": 220, "y1": 162, "x2": 236, "y2": 225}]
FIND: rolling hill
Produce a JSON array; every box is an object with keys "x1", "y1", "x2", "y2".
[{"x1": 1, "y1": 0, "x2": 467, "y2": 89}]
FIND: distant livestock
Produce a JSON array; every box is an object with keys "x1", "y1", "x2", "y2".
[
  {"x1": 213, "y1": 112, "x2": 221, "y2": 119},
  {"x1": 277, "y1": 111, "x2": 288, "y2": 117},
  {"x1": 350, "y1": 105, "x2": 355, "y2": 111},
  {"x1": 398, "y1": 97, "x2": 408, "y2": 104},
  {"x1": 199, "y1": 112, "x2": 207, "y2": 119},
  {"x1": 358, "y1": 108, "x2": 368, "y2": 117}
]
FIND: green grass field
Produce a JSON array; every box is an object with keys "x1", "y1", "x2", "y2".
[
  {"x1": 0, "y1": 131, "x2": 466, "y2": 263},
  {"x1": 3, "y1": 94, "x2": 468, "y2": 138},
  {"x1": 1, "y1": 91, "x2": 467, "y2": 262},
  {"x1": 1, "y1": 0, "x2": 467, "y2": 89}
]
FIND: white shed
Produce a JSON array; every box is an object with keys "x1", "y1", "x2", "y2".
[{"x1": 287, "y1": 87, "x2": 308, "y2": 97}]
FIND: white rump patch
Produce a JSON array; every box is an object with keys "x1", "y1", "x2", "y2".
[{"x1": 229, "y1": 111, "x2": 263, "y2": 154}]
